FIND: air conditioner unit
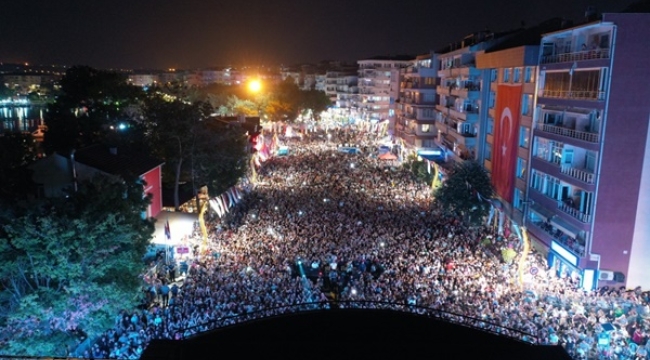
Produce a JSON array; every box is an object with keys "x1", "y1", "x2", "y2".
[{"x1": 599, "y1": 270, "x2": 615, "y2": 281}]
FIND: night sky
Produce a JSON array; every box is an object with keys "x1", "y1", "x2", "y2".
[{"x1": 0, "y1": 0, "x2": 638, "y2": 70}]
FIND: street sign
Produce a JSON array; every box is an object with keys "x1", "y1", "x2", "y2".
[{"x1": 530, "y1": 267, "x2": 539, "y2": 275}]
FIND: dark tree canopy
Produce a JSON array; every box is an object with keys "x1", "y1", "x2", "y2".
[
  {"x1": 434, "y1": 160, "x2": 494, "y2": 224},
  {"x1": 142, "y1": 95, "x2": 249, "y2": 209},
  {"x1": 0, "y1": 175, "x2": 154, "y2": 356},
  {"x1": 0, "y1": 132, "x2": 38, "y2": 201},
  {"x1": 43, "y1": 66, "x2": 144, "y2": 155}
]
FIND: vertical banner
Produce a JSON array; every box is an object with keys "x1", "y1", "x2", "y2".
[{"x1": 492, "y1": 84, "x2": 523, "y2": 203}]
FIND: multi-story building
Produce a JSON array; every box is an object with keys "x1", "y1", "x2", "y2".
[
  {"x1": 357, "y1": 56, "x2": 411, "y2": 131},
  {"x1": 434, "y1": 32, "x2": 496, "y2": 162},
  {"x1": 525, "y1": 13, "x2": 650, "y2": 290},
  {"x1": 475, "y1": 20, "x2": 567, "y2": 238},
  {"x1": 324, "y1": 68, "x2": 359, "y2": 123},
  {"x1": 395, "y1": 52, "x2": 440, "y2": 156}
]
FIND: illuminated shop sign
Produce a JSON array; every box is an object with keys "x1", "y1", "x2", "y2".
[{"x1": 551, "y1": 241, "x2": 579, "y2": 267}]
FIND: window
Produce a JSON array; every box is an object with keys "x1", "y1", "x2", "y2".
[
  {"x1": 425, "y1": 77, "x2": 435, "y2": 85},
  {"x1": 514, "y1": 68, "x2": 521, "y2": 83},
  {"x1": 519, "y1": 126, "x2": 530, "y2": 148},
  {"x1": 503, "y1": 68, "x2": 511, "y2": 83},
  {"x1": 489, "y1": 91, "x2": 496, "y2": 108},
  {"x1": 487, "y1": 117, "x2": 494, "y2": 135},
  {"x1": 516, "y1": 157, "x2": 527, "y2": 179},
  {"x1": 521, "y1": 94, "x2": 533, "y2": 116},
  {"x1": 423, "y1": 108, "x2": 434, "y2": 117},
  {"x1": 524, "y1": 68, "x2": 533, "y2": 82},
  {"x1": 513, "y1": 188, "x2": 524, "y2": 211},
  {"x1": 485, "y1": 143, "x2": 492, "y2": 161},
  {"x1": 422, "y1": 124, "x2": 430, "y2": 132},
  {"x1": 423, "y1": 93, "x2": 435, "y2": 102},
  {"x1": 491, "y1": 69, "x2": 497, "y2": 82}
]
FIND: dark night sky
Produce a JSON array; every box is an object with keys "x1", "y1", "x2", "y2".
[{"x1": 0, "y1": 0, "x2": 638, "y2": 70}]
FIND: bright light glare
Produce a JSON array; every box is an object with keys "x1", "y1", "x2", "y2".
[{"x1": 248, "y1": 79, "x2": 262, "y2": 93}]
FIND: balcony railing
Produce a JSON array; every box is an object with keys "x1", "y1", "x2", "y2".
[
  {"x1": 560, "y1": 164, "x2": 595, "y2": 184},
  {"x1": 539, "y1": 89, "x2": 605, "y2": 101},
  {"x1": 541, "y1": 48, "x2": 611, "y2": 64},
  {"x1": 530, "y1": 220, "x2": 586, "y2": 257},
  {"x1": 535, "y1": 123, "x2": 599, "y2": 143},
  {"x1": 557, "y1": 202, "x2": 592, "y2": 223}
]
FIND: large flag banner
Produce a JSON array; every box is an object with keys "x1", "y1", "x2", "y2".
[{"x1": 492, "y1": 84, "x2": 523, "y2": 203}]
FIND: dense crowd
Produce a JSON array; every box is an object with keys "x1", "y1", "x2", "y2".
[{"x1": 89, "y1": 129, "x2": 649, "y2": 360}]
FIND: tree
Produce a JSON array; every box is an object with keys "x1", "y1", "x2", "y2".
[
  {"x1": 404, "y1": 155, "x2": 434, "y2": 185},
  {"x1": 0, "y1": 132, "x2": 38, "y2": 201},
  {"x1": 433, "y1": 160, "x2": 494, "y2": 224},
  {"x1": 43, "y1": 66, "x2": 144, "y2": 155},
  {"x1": 298, "y1": 89, "x2": 332, "y2": 121},
  {"x1": 191, "y1": 120, "x2": 249, "y2": 196},
  {"x1": 142, "y1": 96, "x2": 249, "y2": 210},
  {"x1": 0, "y1": 175, "x2": 153, "y2": 356},
  {"x1": 142, "y1": 95, "x2": 199, "y2": 210}
]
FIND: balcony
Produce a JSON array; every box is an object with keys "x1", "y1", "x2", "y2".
[
  {"x1": 539, "y1": 89, "x2": 605, "y2": 101},
  {"x1": 436, "y1": 85, "x2": 451, "y2": 96},
  {"x1": 530, "y1": 220, "x2": 586, "y2": 257},
  {"x1": 535, "y1": 123, "x2": 599, "y2": 143},
  {"x1": 541, "y1": 48, "x2": 611, "y2": 64},
  {"x1": 557, "y1": 201, "x2": 592, "y2": 223},
  {"x1": 560, "y1": 164, "x2": 595, "y2": 184}
]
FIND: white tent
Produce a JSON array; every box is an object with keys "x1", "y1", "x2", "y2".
[{"x1": 151, "y1": 211, "x2": 198, "y2": 246}]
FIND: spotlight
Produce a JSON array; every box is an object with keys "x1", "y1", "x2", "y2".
[
  {"x1": 380, "y1": 242, "x2": 385, "y2": 247},
  {"x1": 274, "y1": 206, "x2": 278, "y2": 211},
  {"x1": 351, "y1": 288, "x2": 357, "y2": 295}
]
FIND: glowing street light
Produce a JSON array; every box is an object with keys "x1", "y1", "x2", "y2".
[{"x1": 248, "y1": 79, "x2": 262, "y2": 94}]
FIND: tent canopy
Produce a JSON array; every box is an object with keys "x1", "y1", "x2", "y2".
[
  {"x1": 379, "y1": 152, "x2": 397, "y2": 160},
  {"x1": 151, "y1": 211, "x2": 198, "y2": 245}
]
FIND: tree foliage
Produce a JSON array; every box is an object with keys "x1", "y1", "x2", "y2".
[
  {"x1": 404, "y1": 155, "x2": 434, "y2": 185},
  {"x1": 433, "y1": 160, "x2": 494, "y2": 224},
  {"x1": 0, "y1": 175, "x2": 154, "y2": 356},
  {"x1": 142, "y1": 95, "x2": 249, "y2": 209},
  {"x1": 43, "y1": 66, "x2": 144, "y2": 155},
  {"x1": 0, "y1": 132, "x2": 38, "y2": 200},
  {"x1": 200, "y1": 79, "x2": 331, "y2": 122}
]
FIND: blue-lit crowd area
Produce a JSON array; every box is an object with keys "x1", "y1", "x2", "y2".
[{"x1": 89, "y1": 130, "x2": 648, "y2": 360}]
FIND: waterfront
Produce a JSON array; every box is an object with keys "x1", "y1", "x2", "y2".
[{"x1": 0, "y1": 106, "x2": 46, "y2": 133}]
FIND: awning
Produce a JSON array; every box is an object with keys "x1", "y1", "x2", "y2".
[
  {"x1": 529, "y1": 203, "x2": 555, "y2": 221},
  {"x1": 551, "y1": 216, "x2": 581, "y2": 238}
]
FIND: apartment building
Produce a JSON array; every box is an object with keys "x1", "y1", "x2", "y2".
[
  {"x1": 357, "y1": 56, "x2": 411, "y2": 132},
  {"x1": 395, "y1": 53, "x2": 440, "y2": 157},
  {"x1": 475, "y1": 20, "x2": 567, "y2": 237},
  {"x1": 525, "y1": 13, "x2": 650, "y2": 290},
  {"x1": 434, "y1": 32, "x2": 497, "y2": 163}
]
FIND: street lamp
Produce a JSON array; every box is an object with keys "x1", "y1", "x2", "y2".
[{"x1": 248, "y1": 79, "x2": 262, "y2": 94}]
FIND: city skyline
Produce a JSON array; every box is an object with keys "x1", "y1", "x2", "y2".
[{"x1": 1, "y1": 0, "x2": 640, "y2": 70}]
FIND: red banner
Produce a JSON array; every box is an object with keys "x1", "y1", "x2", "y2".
[{"x1": 492, "y1": 84, "x2": 523, "y2": 203}]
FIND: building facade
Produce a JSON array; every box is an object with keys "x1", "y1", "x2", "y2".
[
  {"x1": 357, "y1": 56, "x2": 410, "y2": 132},
  {"x1": 526, "y1": 13, "x2": 650, "y2": 290},
  {"x1": 395, "y1": 53, "x2": 440, "y2": 156},
  {"x1": 434, "y1": 32, "x2": 496, "y2": 163}
]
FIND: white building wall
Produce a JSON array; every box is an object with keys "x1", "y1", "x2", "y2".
[{"x1": 627, "y1": 115, "x2": 650, "y2": 290}]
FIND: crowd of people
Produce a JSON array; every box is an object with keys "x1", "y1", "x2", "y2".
[{"x1": 89, "y1": 128, "x2": 649, "y2": 360}]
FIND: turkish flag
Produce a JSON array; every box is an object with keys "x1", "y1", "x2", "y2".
[{"x1": 492, "y1": 84, "x2": 523, "y2": 203}]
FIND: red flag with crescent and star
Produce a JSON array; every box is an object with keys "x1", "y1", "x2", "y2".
[{"x1": 492, "y1": 84, "x2": 523, "y2": 203}]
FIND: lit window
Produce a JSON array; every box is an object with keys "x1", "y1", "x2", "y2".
[
  {"x1": 503, "y1": 68, "x2": 511, "y2": 83},
  {"x1": 519, "y1": 126, "x2": 530, "y2": 148},
  {"x1": 422, "y1": 124, "x2": 430, "y2": 132}
]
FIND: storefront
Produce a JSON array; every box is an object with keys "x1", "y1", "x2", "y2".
[{"x1": 547, "y1": 240, "x2": 597, "y2": 290}]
